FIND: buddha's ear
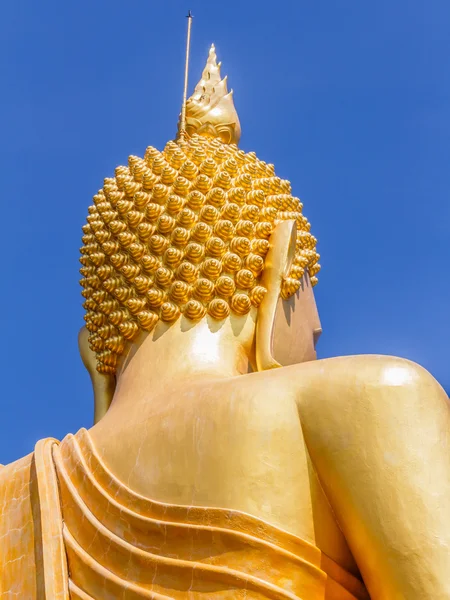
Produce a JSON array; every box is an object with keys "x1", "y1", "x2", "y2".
[
  {"x1": 78, "y1": 326, "x2": 116, "y2": 424},
  {"x1": 255, "y1": 220, "x2": 297, "y2": 372}
]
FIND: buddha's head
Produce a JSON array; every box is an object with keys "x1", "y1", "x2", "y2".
[{"x1": 79, "y1": 46, "x2": 321, "y2": 416}]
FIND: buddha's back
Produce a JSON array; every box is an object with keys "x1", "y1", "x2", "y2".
[
  {"x1": 90, "y1": 367, "x2": 360, "y2": 574},
  {"x1": 93, "y1": 374, "x2": 312, "y2": 533},
  {"x1": 61, "y1": 367, "x2": 364, "y2": 600}
]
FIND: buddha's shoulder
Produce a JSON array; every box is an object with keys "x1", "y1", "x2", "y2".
[
  {"x1": 221, "y1": 356, "x2": 445, "y2": 444},
  {"x1": 0, "y1": 450, "x2": 33, "y2": 486},
  {"x1": 0, "y1": 437, "x2": 60, "y2": 498},
  {"x1": 238, "y1": 354, "x2": 438, "y2": 400}
]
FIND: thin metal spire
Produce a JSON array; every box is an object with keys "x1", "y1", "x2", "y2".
[{"x1": 179, "y1": 10, "x2": 193, "y2": 138}]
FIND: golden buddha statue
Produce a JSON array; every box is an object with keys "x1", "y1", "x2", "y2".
[{"x1": 1, "y1": 42, "x2": 450, "y2": 600}]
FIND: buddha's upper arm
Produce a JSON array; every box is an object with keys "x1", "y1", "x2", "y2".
[{"x1": 295, "y1": 355, "x2": 450, "y2": 599}]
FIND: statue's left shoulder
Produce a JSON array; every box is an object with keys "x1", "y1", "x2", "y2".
[
  {"x1": 0, "y1": 450, "x2": 39, "y2": 597},
  {"x1": 0, "y1": 438, "x2": 68, "y2": 599}
]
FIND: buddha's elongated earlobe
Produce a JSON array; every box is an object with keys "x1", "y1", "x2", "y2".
[
  {"x1": 78, "y1": 327, "x2": 116, "y2": 424},
  {"x1": 256, "y1": 220, "x2": 297, "y2": 371}
]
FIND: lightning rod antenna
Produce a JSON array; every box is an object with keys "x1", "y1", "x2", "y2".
[{"x1": 180, "y1": 10, "x2": 193, "y2": 138}]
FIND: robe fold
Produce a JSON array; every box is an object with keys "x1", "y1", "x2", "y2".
[{"x1": 0, "y1": 430, "x2": 369, "y2": 600}]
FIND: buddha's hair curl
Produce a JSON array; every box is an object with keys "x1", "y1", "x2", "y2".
[{"x1": 80, "y1": 134, "x2": 320, "y2": 374}]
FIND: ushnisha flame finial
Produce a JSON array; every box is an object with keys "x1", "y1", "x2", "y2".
[{"x1": 177, "y1": 44, "x2": 241, "y2": 145}]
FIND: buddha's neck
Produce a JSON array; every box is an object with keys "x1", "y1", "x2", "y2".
[{"x1": 109, "y1": 314, "x2": 256, "y2": 413}]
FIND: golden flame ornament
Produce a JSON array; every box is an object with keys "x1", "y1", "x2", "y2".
[{"x1": 178, "y1": 45, "x2": 241, "y2": 145}]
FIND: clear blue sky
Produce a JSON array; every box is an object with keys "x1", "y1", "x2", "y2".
[{"x1": 1, "y1": 1, "x2": 449, "y2": 464}]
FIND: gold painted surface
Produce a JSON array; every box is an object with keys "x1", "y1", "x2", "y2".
[
  {"x1": 178, "y1": 44, "x2": 241, "y2": 144},
  {"x1": 1, "y1": 38, "x2": 450, "y2": 600},
  {"x1": 53, "y1": 428, "x2": 367, "y2": 599},
  {"x1": 0, "y1": 439, "x2": 68, "y2": 599},
  {"x1": 0, "y1": 452, "x2": 38, "y2": 598}
]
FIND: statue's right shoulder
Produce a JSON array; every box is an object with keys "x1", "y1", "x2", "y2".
[{"x1": 0, "y1": 450, "x2": 35, "y2": 512}]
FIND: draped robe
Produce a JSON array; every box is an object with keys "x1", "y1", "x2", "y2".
[{"x1": 0, "y1": 430, "x2": 369, "y2": 600}]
